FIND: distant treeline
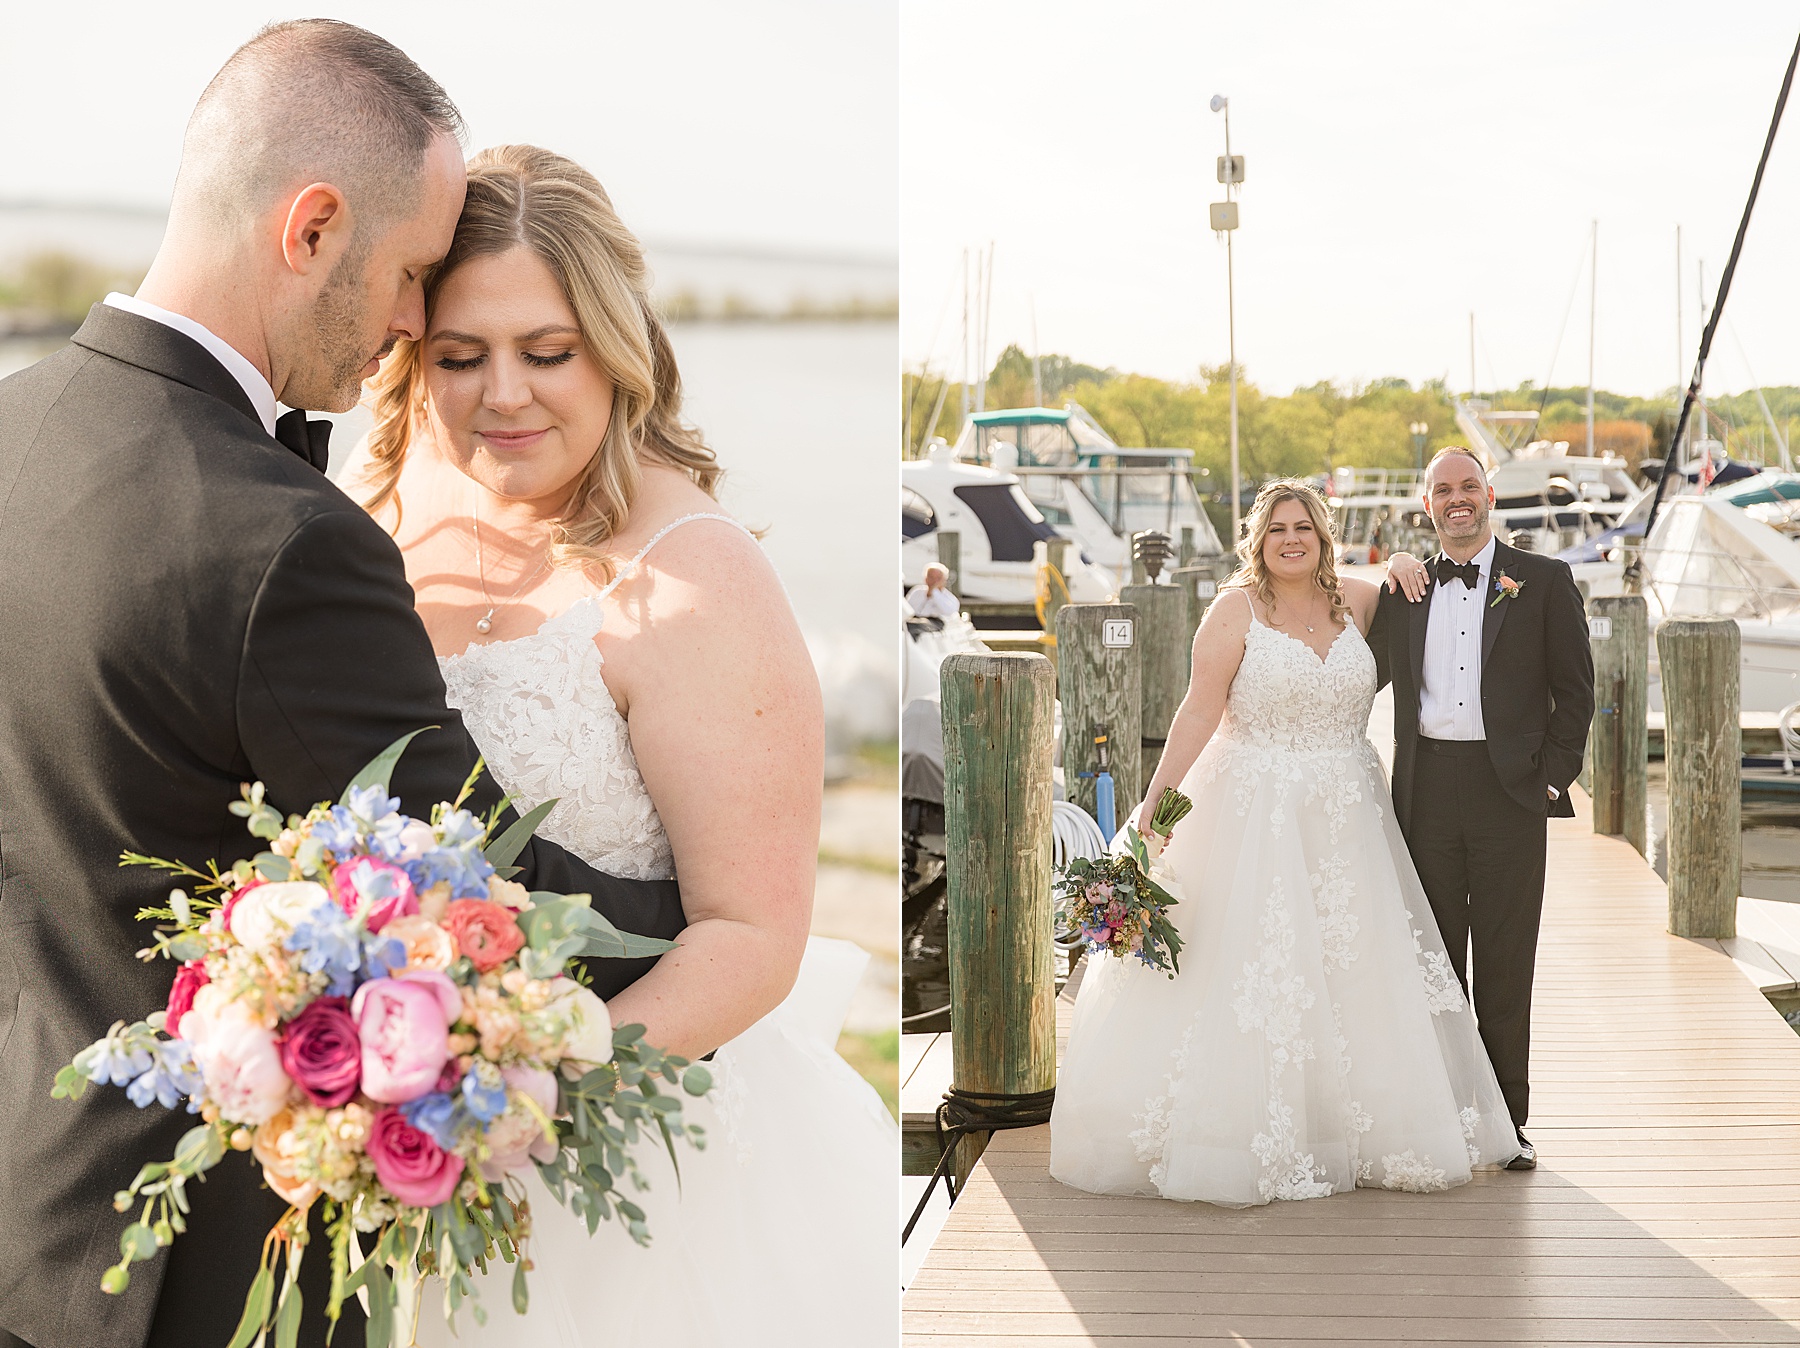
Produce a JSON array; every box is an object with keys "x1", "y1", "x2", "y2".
[
  {"x1": 0, "y1": 250, "x2": 897, "y2": 337},
  {"x1": 904, "y1": 344, "x2": 1800, "y2": 476}
]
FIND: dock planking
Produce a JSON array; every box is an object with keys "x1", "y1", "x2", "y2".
[{"x1": 903, "y1": 786, "x2": 1800, "y2": 1345}]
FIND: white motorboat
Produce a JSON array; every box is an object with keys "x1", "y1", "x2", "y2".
[
  {"x1": 902, "y1": 440, "x2": 1113, "y2": 606},
  {"x1": 1637, "y1": 494, "x2": 1800, "y2": 714},
  {"x1": 947, "y1": 404, "x2": 1224, "y2": 587}
]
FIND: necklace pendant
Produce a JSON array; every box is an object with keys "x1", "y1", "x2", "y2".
[{"x1": 475, "y1": 612, "x2": 494, "y2": 635}]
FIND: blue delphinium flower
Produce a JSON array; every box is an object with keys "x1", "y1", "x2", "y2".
[
  {"x1": 310, "y1": 805, "x2": 365, "y2": 861},
  {"x1": 401, "y1": 808, "x2": 496, "y2": 900},
  {"x1": 83, "y1": 1036, "x2": 153, "y2": 1088},
  {"x1": 125, "y1": 1039, "x2": 204, "y2": 1111},
  {"x1": 436, "y1": 808, "x2": 484, "y2": 849},
  {"x1": 401, "y1": 1091, "x2": 471, "y2": 1149},
  {"x1": 362, "y1": 933, "x2": 408, "y2": 982},
  {"x1": 460, "y1": 1062, "x2": 508, "y2": 1124},
  {"x1": 286, "y1": 905, "x2": 368, "y2": 997}
]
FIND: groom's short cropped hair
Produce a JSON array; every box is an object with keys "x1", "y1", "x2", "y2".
[
  {"x1": 1425, "y1": 445, "x2": 1490, "y2": 484},
  {"x1": 174, "y1": 19, "x2": 465, "y2": 234}
]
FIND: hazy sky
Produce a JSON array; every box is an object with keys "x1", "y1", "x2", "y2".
[
  {"x1": 2, "y1": 0, "x2": 895, "y2": 259},
  {"x1": 902, "y1": 1, "x2": 1800, "y2": 398}
]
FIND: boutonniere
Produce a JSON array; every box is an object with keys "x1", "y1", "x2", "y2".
[{"x1": 1490, "y1": 571, "x2": 1524, "y2": 608}]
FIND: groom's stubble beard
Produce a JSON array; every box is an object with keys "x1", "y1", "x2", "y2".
[
  {"x1": 1429, "y1": 491, "x2": 1491, "y2": 549},
  {"x1": 300, "y1": 227, "x2": 386, "y2": 412}
]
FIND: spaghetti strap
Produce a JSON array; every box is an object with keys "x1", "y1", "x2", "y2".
[{"x1": 595, "y1": 512, "x2": 757, "y2": 599}]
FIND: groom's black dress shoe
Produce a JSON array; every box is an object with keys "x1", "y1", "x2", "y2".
[{"x1": 1506, "y1": 1129, "x2": 1537, "y2": 1170}]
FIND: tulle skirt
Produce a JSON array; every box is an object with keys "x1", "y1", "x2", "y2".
[
  {"x1": 415, "y1": 936, "x2": 898, "y2": 1345},
  {"x1": 1049, "y1": 735, "x2": 1520, "y2": 1207}
]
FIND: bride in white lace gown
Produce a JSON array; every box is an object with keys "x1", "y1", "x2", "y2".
[
  {"x1": 345, "y1": 146, "x2": 895, "y2": 1345},
  {"x1": 1050, "y1": 481, "x2": 1520, "y2": 1207}
]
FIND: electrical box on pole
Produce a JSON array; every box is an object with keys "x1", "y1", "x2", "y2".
[
  {"x1": 1209, "y1": 201, "x2": 1239, "y2": 232},
  {"x1": 1217, "y1": 154, "x2": 1245, "y2": 184}
]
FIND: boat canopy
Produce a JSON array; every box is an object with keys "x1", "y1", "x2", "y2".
[{"x1": 1642, "y1": 495, "x2": 1800, "y2": 622}]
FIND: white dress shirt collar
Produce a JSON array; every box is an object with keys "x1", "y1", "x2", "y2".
[
  {"x1": 103, "y1": 292, "x2": 278, "y2": 437},
  {"x1": 1441, "y1": 533, "x2": 1498, "y2": 580}
]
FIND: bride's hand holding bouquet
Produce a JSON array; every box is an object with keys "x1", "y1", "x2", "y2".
[
  {"x1": 1054, "y1": 788, "x2": 1192, "y2": 977},
  {"x1": 53, "y1": 733, "x2": 710, "y2": 1346}
]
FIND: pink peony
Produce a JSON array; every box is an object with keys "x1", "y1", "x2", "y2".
[
  {"x1": 478, "y1": 1066, "x2": 562, "y2": 1181},
  {"x1": 442, "y1": 900, "x2": 525, "y2": 973},
  {"x1": 329, "y1": 856, "x2": 418, "y2": 933},
  {"x1": 165, "y1": 963, "x2": 209, "y2": 1037},
  {"x1": 181, "y1": 990, "x2": 291, "y2": 1125},
  {"x1": 279, "y1": 996, "x2": 361, "y2": 1107},
  {"x1": 366, "y1": 1106, "x2": 464, "y2": 1209},
  {"x1": 352, "y1": 972, "x2": 461, "y2": 1103}
]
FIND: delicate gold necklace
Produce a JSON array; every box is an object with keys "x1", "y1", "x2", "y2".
[
  {"x1": 470, "y1": 496, "x2": 551, "y2": 636},
  {"x1": 1274, "y1": 588, "x2": 1326, "y2": 634}
]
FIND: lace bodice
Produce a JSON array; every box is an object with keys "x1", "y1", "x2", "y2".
[
  {"x1": 1219, "y1": 610, "x2": 1378, "y2": 754},
  {"x1": 437, "y1": 513, "x2": 755, "y2": 881}
]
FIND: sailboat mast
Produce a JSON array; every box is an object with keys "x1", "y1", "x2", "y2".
[{"x1": 1587, "y1": 220, "x2": 1597, "y2": 456}]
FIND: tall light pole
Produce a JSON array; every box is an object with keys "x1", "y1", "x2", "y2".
[
  {"x1": 1410, "y1": 421, "x2": 1430, "y2": 472},
  {"x1": 1210, "y1": 95, "x2": 1243, "y2": 541}
]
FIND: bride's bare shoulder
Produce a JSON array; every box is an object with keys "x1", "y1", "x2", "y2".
[{"x1": 1339, "y1": 575, "x2": 1380, "y2": 629}]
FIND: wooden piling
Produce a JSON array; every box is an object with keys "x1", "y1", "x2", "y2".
[
  {"x1": 1178, "y1": 526, "x2": 1197, "y2": 567},
  {"x1": 1587, "y1": 594, "x2": 1649, "y2": 856},
  {"x1": 1055, "y1": 602, "x2": 1142, "y2": 824},
  {"x1": 1656, "y1": 616, "x2": 1740, "y2": 938},
  {"x1": 1119, "y1": 582, "x2": 1189, "y2": 783},
  {"x1": 937, "y1": 530, "x2": 961, "y2": 594},
  {"x1": 939, "y1": 651, "x2": 1058, "y2": 1187}
]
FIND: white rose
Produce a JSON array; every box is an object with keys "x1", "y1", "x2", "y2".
[
  {"x1": 228, "y1": 881, "x2": 332, "y2": 951},
  {"x1": 546, "y1": 978, "x2": 613, "y2": 1067}
]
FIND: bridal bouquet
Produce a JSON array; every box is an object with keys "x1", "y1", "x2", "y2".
[
  {"x1": 1054, "y1": 788, "x2": 1191, "y2": 977},
  {"x1": 53, "y1": 732, "x2": 709, "y2": 1346}
]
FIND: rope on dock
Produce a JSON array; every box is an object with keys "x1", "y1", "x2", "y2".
[{"x1": 901, "y1": 1085, "x2": 1056, "y2": 1244}]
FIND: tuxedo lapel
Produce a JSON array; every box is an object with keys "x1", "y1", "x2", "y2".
[
  {"x1": 1481, "y1": 540, "x2": 1517, "y2": 671},
  {"x1": 1409, "y1": 563, "x2": 1437, "y2": 698}
]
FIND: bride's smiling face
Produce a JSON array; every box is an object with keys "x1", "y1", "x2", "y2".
[
  {"x1": 1260, "y1": 498, "x2": 1321, "y2": 581},
  {"x1": 422, "y1": 246, "x2": 614, "y2": 507}
]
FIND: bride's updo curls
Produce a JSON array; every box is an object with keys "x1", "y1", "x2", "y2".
[
  {"x1": 1225, "y1": 479, "x2": 1352, "y2": 629},
  {"x1": 362, "y1": 144, "x2": 720, "y2": 575}
]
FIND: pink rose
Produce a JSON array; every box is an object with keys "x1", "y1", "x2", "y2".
[
  {"x1": 442, "y1": 900, "x2": 525, "y2": 973},
  {"x1": 165, "y1": 963, "x2": 209, "y2": 1036},
  {"x1": 279, "y1": 996, "x2": 361, "y2": 1107},
  {"x1": 330, "y1": 857, "x2": 418, "y2": 933},
  {"x1": 366, "y1": 1106, "x2": 464, "y2": 1209},
  {"x1": 181, "y1": 995, "x2": 291, "y2": 1125},
  {"x1": 478, "y1": 1066, "x2": 561, "y2": 1182},
  {"x1": 351, "y1": 972, "x2": 460, "y2": 1103}
]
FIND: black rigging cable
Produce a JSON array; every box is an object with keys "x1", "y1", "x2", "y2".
[{"x1": 1630, "y1": 30, "x2": 1800, "y2": 579}]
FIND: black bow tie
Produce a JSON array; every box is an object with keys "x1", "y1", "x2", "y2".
[
  {"x1": 274, "y1": 409, "x2": 332, "y2": 474},
  {"x1": 1435, "y1": 556, "x2": 1481, "y2": 589}
]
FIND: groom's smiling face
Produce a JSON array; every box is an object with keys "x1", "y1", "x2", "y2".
[{"x1": 1423, "y1": 451, "x2": 1495, "y2": 550}]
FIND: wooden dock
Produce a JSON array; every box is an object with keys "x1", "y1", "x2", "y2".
[{"x1": 903, "y1": 787, "x2": 1800, "y2": 1345}]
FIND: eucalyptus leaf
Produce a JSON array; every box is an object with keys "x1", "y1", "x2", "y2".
[
  {"x1": 274, "y1": 1279, "x2": 302, "y2": 1348},
  {"x1": 224, "y1": 1264, "x2": 275, "y2": 1348},
  {"x1": 681, "y1": 1065, "x2": 713, "y2": 1097},
  {"x1": 173, "y1": 1123, "x2": 225, "y2": 1174},
  {"x1": 253, "y1": 853, "x2": 294, "y2": 882},
  {"x1": 511, "y1": 1260, "x2": 530, "y2": 1315},
  {"x1": 343, "y1": 728, "x2": 435, "y2": 800},
  {"x1": 363, "y1": 1259, "x2": 394, "y2": 1348},
  {"x1": 119, "y1": 1223, "x2": 156, "y2": 1262},
  {"x1": 167, "y1": 935, "x2": 207, "y2": 962},
  {"x1": 482, "y1": 798, "x2": 558, "y2": 869}
]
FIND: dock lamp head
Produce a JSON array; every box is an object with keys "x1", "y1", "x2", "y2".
[{"x1": 1210, "y1": 95, "x2": 1227, "y2": 113}]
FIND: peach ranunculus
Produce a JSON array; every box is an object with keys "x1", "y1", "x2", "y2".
[
  {"x1": 442, "y1": 900, "x2": 525, "y2": 973},
  {"x1": 252, "y1": 1108, "x2": 320, "y2": 1209},
  {"x1": 381, "y1": 915, "x2": 456, "y2": 973},
  {"x1": 416, "y1": 882, "x2": 453, "y2": 924},
  {"x1": 486, "y1": 876, "x2": 532, "y2": 911},
  {"x1": 352, "y1": 972, "x2": 461, "y2": 1103}
]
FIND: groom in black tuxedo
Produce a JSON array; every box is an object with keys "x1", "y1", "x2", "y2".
[
  {"x1": 0, "y1": 22, "x2": 683, "y2": 1348},
  {"x1": 1368, "y1": 447, "x2": 1594, "y2": 1169}
]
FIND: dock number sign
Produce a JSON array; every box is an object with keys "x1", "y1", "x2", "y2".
[
  {"x1": 1102, "y1": 619, "x2": 1135, "y2": 648},
  {"x1": 1588, "y1": 617, "x2": 1613, "y2": 640},
  {"x1": 1195, "y1": 579, "x2": 1218, "y2": 600}
]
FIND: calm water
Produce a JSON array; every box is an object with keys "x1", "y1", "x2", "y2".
[
  {"x1": 1647, "y1": 761, "x2": 1800, "y2": 905},
  {"x1": 1, "y1": 322, "x2": 898, "y2": 741}
]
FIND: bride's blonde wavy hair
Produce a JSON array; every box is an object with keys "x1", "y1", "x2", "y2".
[
  {"x1": 1224, "y1": 479, "x2": 1351, "y2": 629},
  {"x1": 361, "y1": 144, "x2": 720, "y2": 575}
]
